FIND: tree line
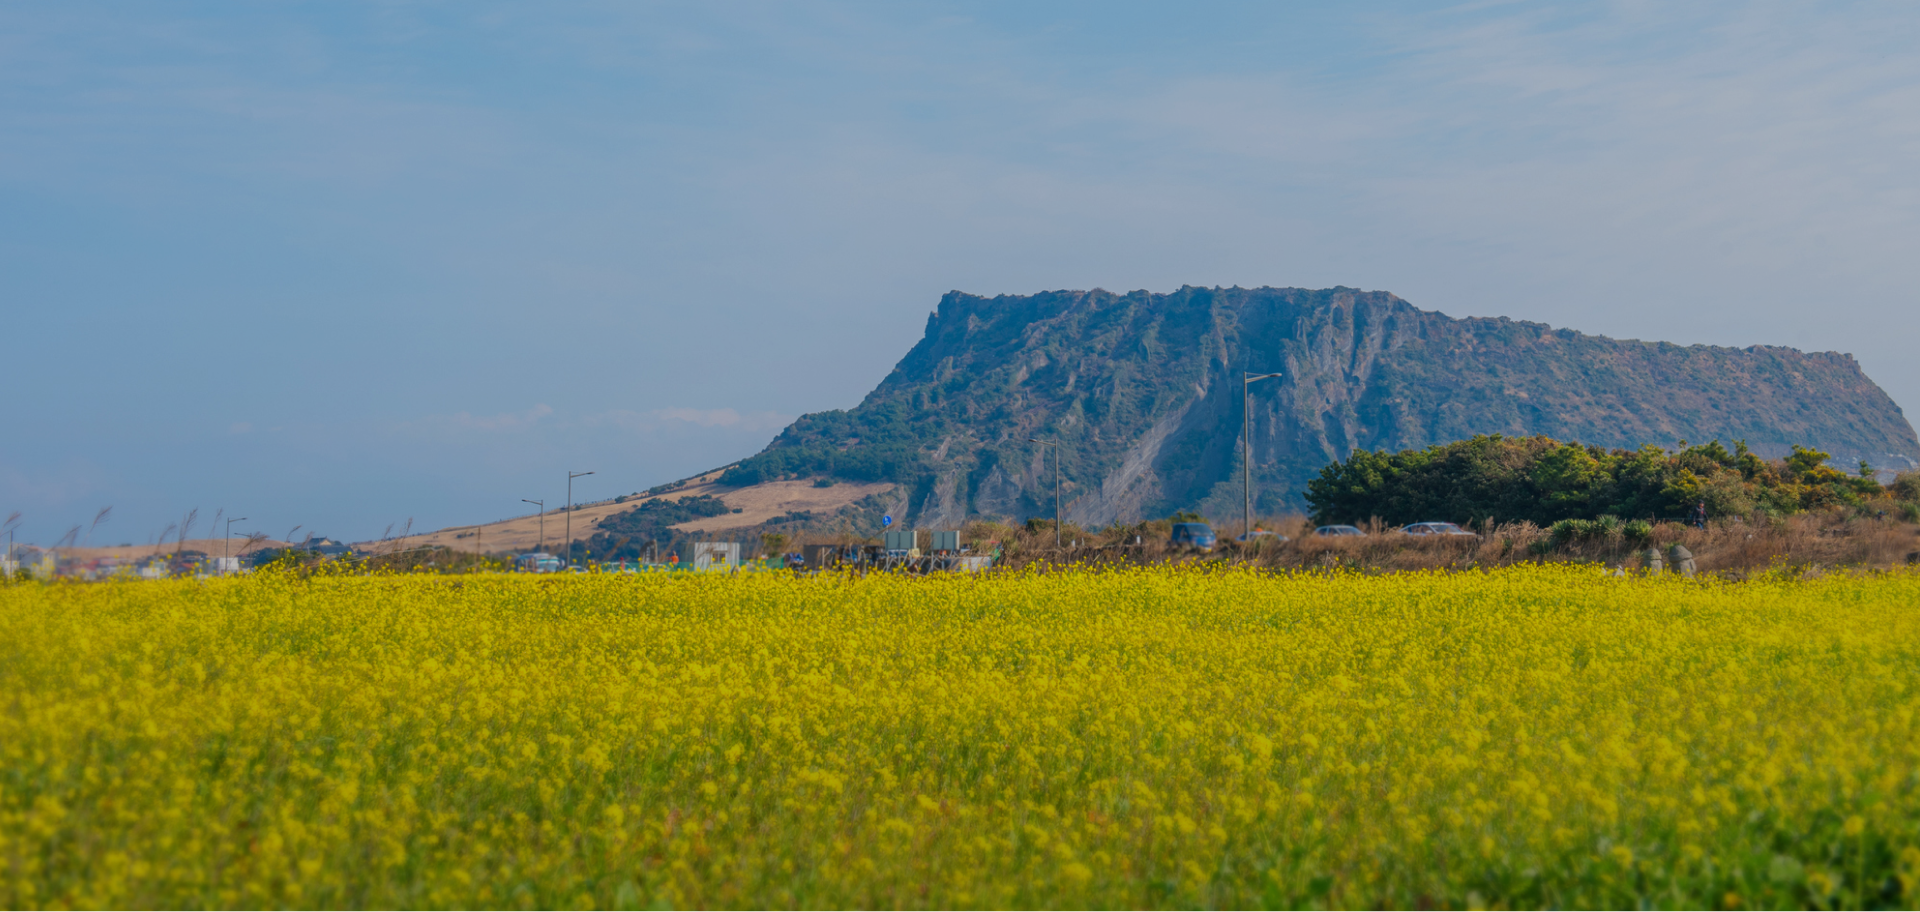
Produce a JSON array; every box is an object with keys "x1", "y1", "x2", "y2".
[{"x1": 1306, "y1": 435, "x2": 1909, "y2": 527}]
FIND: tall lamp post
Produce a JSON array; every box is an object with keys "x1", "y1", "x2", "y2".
[
  {"x1": 1243, "y1": 371, "x2": 1285, "y2": 544},
  {"x1": 522, "y1": 499, "x2": 545, "y2": 555},
  {"x1": 1028, "y1": 438, "x2": 1062, "y2": 549},
  {"x1": 566, "y1": 470, "x2": 594, "y2": 568},
  {"x1": 224, "y1": 517, "x2": 247, "y2": 573}
]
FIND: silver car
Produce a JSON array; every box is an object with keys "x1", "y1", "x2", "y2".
[{"x1": 1401, "y1": 522, "x2": 1476, "y2": 536}]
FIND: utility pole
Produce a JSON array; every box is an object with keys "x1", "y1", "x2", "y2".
[
  {"x1": 566, "y1": 471, "x2": 594, "y2": 568},
  {"x1": 522, "y1": 499, "x2": 545, "y2": 556},
  {"x1": 225, "y1": 517, "x2": 247, "y2": 573},
  {"x1": 1244, "y1": 371, "x2": 1285, "y2": 544},
  {"x1": 1028, "y1": 438, "x2": 1061, "y2": 549}
]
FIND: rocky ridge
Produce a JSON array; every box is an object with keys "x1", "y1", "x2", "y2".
[{"x1": 721, "y1": 286, "x2": 1918, "y2": 527}]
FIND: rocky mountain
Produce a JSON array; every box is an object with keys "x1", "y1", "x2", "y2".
[{"x1": 721, "y1": 286, "x2": 1919, "y2": 528}]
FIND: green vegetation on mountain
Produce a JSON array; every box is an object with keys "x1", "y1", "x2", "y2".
[
  {"x1": 723, "y1": 287, "x2": 1919, "y2": 527},
  {"x1": 570, "y1": 495, "x2": 734, "y2": 562},
  {"x1": 596, "y1": 494, "x2": 733, "y2": 533},
  {"x1": 1305, "y1": 435, "x2": 1888, "y2": 526}
]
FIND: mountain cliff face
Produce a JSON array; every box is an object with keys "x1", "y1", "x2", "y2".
[{"x1": 722, "y1": 287, "x2": 1919, "y2": 527}]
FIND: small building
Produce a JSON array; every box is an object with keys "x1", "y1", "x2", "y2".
[
  {"x1": 517, "y1": 552, "x2": 561, "y2": 573},
  {"x1": 691, "y1": 542, "x2": 739, "y2": 570},
  {"x1": 949, "y1": 555, "x2": 993, "y2": 573},
  {"x1": 800, "y1": 543, "x2": 843, "y2": 569}
]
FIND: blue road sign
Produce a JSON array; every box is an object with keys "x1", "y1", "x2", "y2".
[{"x1": 882, "y1": 515, "x2": 893, "y2": 527}]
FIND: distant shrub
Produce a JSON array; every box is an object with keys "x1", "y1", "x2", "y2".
[
  {"x1": 1545, "y1": 516, "x2": 1618, "y2": 549},
  {"x1": 1892, "y1": 472, "x2": 1920, "y2": 504},
  {"x1": 597, "y1": 495, "x2": 731, "y2": 538},
  {"x1": 813, "y1": 478, "x2": 837, "y2": 488},
  {"x1": 1543, "y1": 515, "x2": 1651, "y2": 551},
  {"x1": 1547, "y1": 519, "x2": 1596, "y2": 549}
]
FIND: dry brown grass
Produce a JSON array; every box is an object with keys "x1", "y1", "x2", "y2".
[
  {"x1": 373, "y1": 474, "x2": 894, "y2": 554},
  {"x1": 912, "y1": 511, "x2": 1920, "y2": 577},
  {"x1": 46, "y1": 539, "x2": 296, "y2": 561}
]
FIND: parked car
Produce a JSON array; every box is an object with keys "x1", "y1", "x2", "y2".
[
  {"x1": 1235, "y1": 529, "x2": 1288, "y2": 542},
  {"x1": 1170, "y1": 522, "x2": 1217, "y2": 551},
  {"x1": 1401, "y1": 521, "x2": 1477, "y2": 536},
  {"x1": 1313, "y1": 525, "x2": 1368, "y2": 537}
]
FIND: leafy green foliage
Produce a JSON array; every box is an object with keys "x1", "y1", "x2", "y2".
[
  {"x1": 1306, "y1": 435, "x2": 1884, "y2": 526},
  {"x1": 718, "y1": 407, "x2": 925, "y2": 487},
  {"x1": 1891, "y1": 472, "x2": 1920, "y2": 504},
  {"x1": 571, "y1": 495, "x2": 738, "y2": 563},
  {"x1": 595, "y1": 495, "x2": 731, "y2": 537},
  {"x1": 1544, "y1": 517, "x2": 1653, "y2": 552}
]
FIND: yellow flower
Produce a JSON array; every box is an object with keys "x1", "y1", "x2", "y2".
[{"x1": 1, "y1": 564, "x2": 1916, "y2": 908}]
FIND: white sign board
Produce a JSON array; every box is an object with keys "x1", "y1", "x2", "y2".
[{"x1": 692, "y1": 541, "x2": 740, "y2": 570}]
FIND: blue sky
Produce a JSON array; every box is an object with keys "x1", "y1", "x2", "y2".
[{"x1": 4, "y1": 1, "x2": 1918, "y2": 546}]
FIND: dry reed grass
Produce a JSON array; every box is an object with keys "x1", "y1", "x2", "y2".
[{"x1": 958, "y1": 511, "x2": 1920, "y2": 577}]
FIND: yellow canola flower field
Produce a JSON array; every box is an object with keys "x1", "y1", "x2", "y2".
[{"x1": 4, "y1": 566, "x2": 1920, "y2": 909}]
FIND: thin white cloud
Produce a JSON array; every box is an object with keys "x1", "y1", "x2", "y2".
[
  {"x1": 590, "y1": 408, "x2": 795, "y2": 433},
  {"x1": 412, "y1": 404, "x2": 554, "y2": 432},
  {"x1": 400, "y1": 404, "x2": 792, "y2": 435}
]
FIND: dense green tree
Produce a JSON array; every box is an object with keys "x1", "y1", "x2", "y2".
[{"x1": 1306, "y1": 435, "x2": 1884, "y2": 526}]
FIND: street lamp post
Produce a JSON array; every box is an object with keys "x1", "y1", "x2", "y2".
[
  {"x1": 225, "y1": 517, "x2": 247, "y2": 573},
  {"x1": 566, "y1": 471, "x2": 595, "y2": 568},
  {"x1": 1028, "y1": 439, "x2": 1062, "y2": 549},
  {"x1": 1243, "y1": 371, "x2": 1285, "y2": 544},
  {"x1": 522, "y1": 499, "x2": 545, "y2": 556}
]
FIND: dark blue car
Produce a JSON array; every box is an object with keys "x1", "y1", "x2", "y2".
[{"x1": 1170, "y1": 522, "x2": 1217, "y2": 551}]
